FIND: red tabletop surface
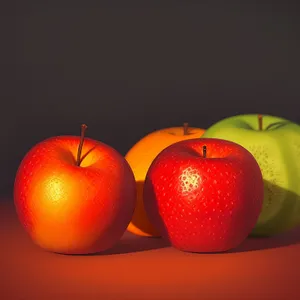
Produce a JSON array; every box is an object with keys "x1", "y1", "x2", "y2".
[{"x1": 1, "y1": 199, "x2": 300, "y2": 300}]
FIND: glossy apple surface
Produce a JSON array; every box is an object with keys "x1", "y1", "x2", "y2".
[
  {"x1": 202, "y1": 114, "x2": 300, "y2": 236},
  {"x1": 125, "y1": 123, "x2": 205, "y2": 237},
  {"x1": 143, "y1": 138, "x2": 264, "y2": 252},
  {"x1": 14, "y1": 130, "x2": 136, "y2": 254}
]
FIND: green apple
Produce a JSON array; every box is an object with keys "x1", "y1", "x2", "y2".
[{"x1": 202, "y1": 114, "x2": 300, "y2": 236}]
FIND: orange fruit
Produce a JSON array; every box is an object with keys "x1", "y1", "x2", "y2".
[{"x1": 125, "y1": 123, "x2": 205, "y2": 237}]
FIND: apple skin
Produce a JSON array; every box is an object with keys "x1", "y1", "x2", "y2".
[
  {"x1": 202, "y1": 114, "x2": 300, "y2": 236},
  {"x1": 143, "y1": 138, "x2": 264, "y2": 253},
  {"x1": 14, "y1": 136, "x2": 136, "y2": 254}
]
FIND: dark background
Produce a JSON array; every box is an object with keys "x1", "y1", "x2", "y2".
[{"x1": 1, "y1": 0, "x2": 300, "y2": 198}]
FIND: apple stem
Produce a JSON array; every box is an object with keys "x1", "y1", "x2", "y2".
[
  {"x1": 203, "y1": 145, "x2": 207, "y2": 158},
  {"x1": 258, "y1": 114, "x2": 263, "y2": 131},
  {"x1": 76, "y1": 124, "x2": 88, "y2": 166},
  {"x1": 183, "y1": 122, "x2": 189, "y2": 135}
]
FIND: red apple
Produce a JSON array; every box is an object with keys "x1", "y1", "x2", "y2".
[
  {"x1": 143, "y1": 138, "x2": 264, "y2": 252},
  {"x1": 14, "y1": 125, "x2": 136, "y2": 254}
]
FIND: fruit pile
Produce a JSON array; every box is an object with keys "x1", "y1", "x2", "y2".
[{"x1": 14, "y1": 114, "x2": 300, "y2": 254}]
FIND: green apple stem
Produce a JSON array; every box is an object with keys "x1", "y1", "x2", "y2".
[
  {"x1": 258, "y1": 114, "x2": 263, "y2": 131},
  {"x1": 203, "y1": 145, "x2": 207, "y2": 158},
  {"x1": 76, "y1": 124, "x2": 88, "y2": 166},
  {"x1": 183, "y1": 122, "x2": 189, "y2": 135}
]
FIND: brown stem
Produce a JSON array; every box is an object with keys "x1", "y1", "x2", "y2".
[
  {"x1": 203, "y1": 145, "x2": 207, "y2": 158},
  {"x1": 183, "y1": 122, "x2": 189, "y2": 135},
  {"x1": 258, "y1": 114, "x2": 263, "y2": 131},
  {"x1": 76, "y1": 124, "x2": 88, "y2": 166}
]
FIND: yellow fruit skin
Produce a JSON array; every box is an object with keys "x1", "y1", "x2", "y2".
[{"x1": 126, "y1": 126, "x2": 205, "y2": 237}]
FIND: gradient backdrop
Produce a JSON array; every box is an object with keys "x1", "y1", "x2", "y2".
[
  {"x1": 2, "y1": 0, "x2": 300, "y2": 197},
  {"x1": 1, "y1": 1, "x2": 300, "y2": 299}
]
